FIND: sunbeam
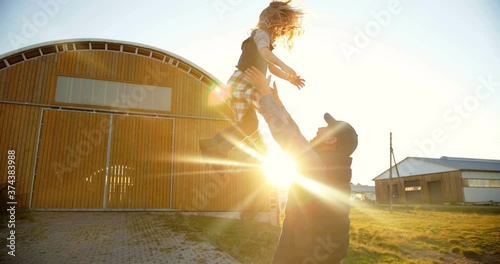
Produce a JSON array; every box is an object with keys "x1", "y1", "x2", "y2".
[
  {"x1": 262, "y1": 148, "x2": 298, "y2": 188},
  {"x1": 294, "y1": 174, "x2": 350, "y2": 210}
]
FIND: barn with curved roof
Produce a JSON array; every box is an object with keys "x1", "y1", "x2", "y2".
[{"x1": 0, "y1": 39, "x2": 273, "y2": 214}]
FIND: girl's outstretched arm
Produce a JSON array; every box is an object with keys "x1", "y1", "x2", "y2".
[
  {"x1": 269, "y1": 64, "x2": 305, "y2": 90},
  {"x1": 259, "y1": 47, "x2": 297, "y2": 79},
  {"x1": 268, "y1": 63, "x2": 289, "y2": 80}
]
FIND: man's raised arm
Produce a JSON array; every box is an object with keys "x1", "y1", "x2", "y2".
[{"x1": 244, "y1": 67, "x2": 322, "y2": 169}]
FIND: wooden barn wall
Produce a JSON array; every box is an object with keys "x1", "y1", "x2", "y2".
[
  {"x1": 172, "y1": 118, "x2": 270, "y2": 212},
  {"x1": 420, "y1": 171, "x2": 464, "y2": 204},
  {"x1": 31, "y1": 110, "x2": 109, "y2": 209},
  {"x1": 1, "y1": 46, "x2": 271, "y2": 211},
  {"x1": 374, "y1": 181, "x2": 385, "y2": 203},
  {"x1": 0, "y1": 50, "x2": 231, "y2": 119},
  {"x1": 374, "y1": 177, "x2": 409, "y2": 204},
  {"x1": 0, "y1": 104, "x2": 40, "y2": 208},
  {"x1": 106, "y1": 115, "x2": 173, "y2": 209},
  {"x1": 375, "y1": 171, "x2": 464, "y2": 204},
  {"x1": 0, "y1": 54, "x2": 56, "y2": 104}
]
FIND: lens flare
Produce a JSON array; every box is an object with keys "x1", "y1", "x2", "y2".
[
  {"x1": 208, "y1": 84, "x2": 230, "y2": 106},
  {"x1": 262, "y1": 149, "x2": 298, "y2": 188}
]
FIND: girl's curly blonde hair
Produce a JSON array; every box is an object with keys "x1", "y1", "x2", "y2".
[{"x1": 255, "y1": 0, "x2": 304, "y2": 50}]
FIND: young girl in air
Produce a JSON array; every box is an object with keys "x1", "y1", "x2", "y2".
[{"x1": 200, "y1": 0, "x2": 305, "y2": 166}]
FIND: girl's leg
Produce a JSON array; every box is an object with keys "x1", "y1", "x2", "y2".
[
  {"x1": 213, "y1": 108, "x2": 259, "y2": 154},
  {"x1": 200, "y1": 109, "x2": 259, "y2": 159},
  {"x1": 200, "y1": 70, "x2": 258, "y2": 158}
]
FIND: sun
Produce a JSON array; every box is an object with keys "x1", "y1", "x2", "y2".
[{"x1": 262, "y1": 148, "x2": 299, "y2": 188}]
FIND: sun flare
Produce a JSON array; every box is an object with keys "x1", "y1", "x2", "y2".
[
  {"x1": 262, "y1": 148, "x2": 299, "y2": 188},
  {"x1": 207, "y1": 84, "x2": 231, "y2": 106}
]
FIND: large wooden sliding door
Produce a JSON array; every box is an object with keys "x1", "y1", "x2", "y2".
[
  {"x1": 106, "y1": 115, "x2": 173, "y2": 209},
  {"x1": 32, "y1": 110, "x2": 109, "y2": 209},
  {"x1": 32, "y1": 110, "x2": 173, "y2": 209}
]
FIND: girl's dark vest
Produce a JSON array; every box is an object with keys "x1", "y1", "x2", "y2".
[{"x1": 236, "y1": 30, "x2": 273, "y2": 74}]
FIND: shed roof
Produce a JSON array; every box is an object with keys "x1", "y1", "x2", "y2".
[
  {"x1": 415, "y1": 156, "x2": 500, "y2": 171},
  {"x1": 373, "y1": 156, "x2": 500, "y2": 181},
  {"x1": 351, "y1": 184, "x2": 375, "y2": 193}
]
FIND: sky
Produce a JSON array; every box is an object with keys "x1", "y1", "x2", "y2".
[{"x1": 1, "y1": 0, "x2": 499, "y2": 185}]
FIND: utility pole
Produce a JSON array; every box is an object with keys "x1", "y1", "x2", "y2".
[
  {"x1": 389, "y1": 132, "x2": 393, "y2": 212},
  {"x1": 391, "y1": 139, "x2": 409, "y2": 212}
]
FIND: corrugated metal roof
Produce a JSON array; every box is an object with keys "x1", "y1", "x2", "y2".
[
  {"x1": 0, "y1": 38, "x2": 223, "y2": 88},
  {"x1": 372, "y1": 156, "x2": 500, "y2": 181},
  {"x1": 351, "y1": 185, "x2": 375, "y2": 193},
  {"x1": 414, "y1": 156, "x2": 500, "y2": 171}
]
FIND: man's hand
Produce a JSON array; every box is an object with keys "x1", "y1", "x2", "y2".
[
  {"x1": 271, "y1": 81, "x2": 284, "y2": 107},
  {"x1": 245, "y1": 66, "x2": 272, "y2": 98}
]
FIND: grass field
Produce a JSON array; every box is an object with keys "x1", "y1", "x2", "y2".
[{"x1": 163, "y1": 204, "x2": 500, "y2": 264}]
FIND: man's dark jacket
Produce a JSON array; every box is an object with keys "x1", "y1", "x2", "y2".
[{"x1": 259, "y1": 95, "x2": 353, "y2": 264}]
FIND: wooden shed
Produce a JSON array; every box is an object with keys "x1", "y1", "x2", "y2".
[
  {"x1": 373, "y1": 156, "x2": 500, "y2": 205},
  {"x1": 0, "y1": 39, "x2": 274, "y2": 213}
]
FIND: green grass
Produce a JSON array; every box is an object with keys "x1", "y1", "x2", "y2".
[
  {"x1": 159, "y1": 205, "x2": 500, "y2": 264},
  {"x1": 345, "y1": 204, "x2": 500, "y2": 263}
]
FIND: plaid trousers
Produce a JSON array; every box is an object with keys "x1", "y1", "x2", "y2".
[{"x1": 227, "y1": 70, "x2": 260, "y2": 121}]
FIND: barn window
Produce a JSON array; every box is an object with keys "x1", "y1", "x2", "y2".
[
  {"x1": 404, "y1": 180, "x2": 421, "y2": 192},
  {"x1": 55, "y1": 76, "x2": 172, "y2": 112},
  {"x1": 463, "y1": 179, "x2": 500, "y2": 188}
]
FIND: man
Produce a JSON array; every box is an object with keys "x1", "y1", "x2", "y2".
[{"x1": 245, "y1": 66, "x2": 358, "y2": 264}]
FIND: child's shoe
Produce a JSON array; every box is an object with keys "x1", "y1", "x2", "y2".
[
  {"x1": 199, "y1": 138, "x2": 227, "y2": 159},
  {"x1": 199, "y1": 138, "x2": 228, "y2": 175}
]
